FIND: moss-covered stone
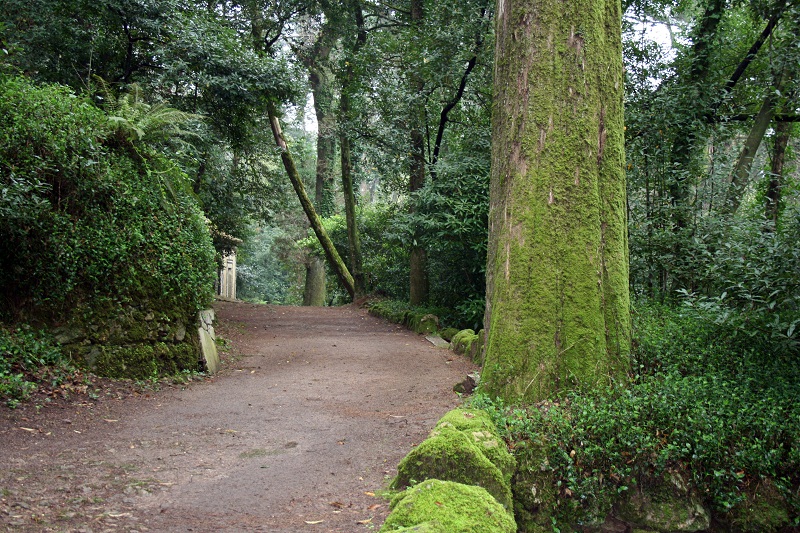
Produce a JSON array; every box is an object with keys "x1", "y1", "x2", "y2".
[
  {"x1": 615, "y1": 472, "x2": 709, "y2": 532},
  {"x1": 381, "y1": 479, "x2": 516, "y2": 532},
  {"x1": 392, "y1": 426, "x2": 514, "y2": 510},
  {"x1": 450, "y1": 329, "x2": 478, "y2": 356},
  {"x1": 66, "y1": 335, "x2": 200, "y2": 379},
  {"x1": 439, "y1": 328, "x2": 459, "y2": 342},
  {"x1": 467, "y1": 329, "x2": 485, "y2": 364},
  {"x1": 725, "y1": 479, "x2": 790, "y2": 532},
  {"x1": 414, "y1": 314, "x2": 440, "y2": 334},
  {"x1": 510, "y1": 438, "x2": 558, "y2": 533},
  {"x1": 433, "y1": 409, "x2": 516, "y2": 485}
]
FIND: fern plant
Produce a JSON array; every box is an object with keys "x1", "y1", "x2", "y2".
[{"x1": 95, "y1": 78, "x2": 203, "y2": 147}]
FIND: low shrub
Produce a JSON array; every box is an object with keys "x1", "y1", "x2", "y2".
[{"x1": 470, "y1": 302, "x2": 800, "y2": 527}]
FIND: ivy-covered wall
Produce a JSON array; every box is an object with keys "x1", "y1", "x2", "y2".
[{"x1": 0, "y1": 75, "x2": 216, "y2": 378}]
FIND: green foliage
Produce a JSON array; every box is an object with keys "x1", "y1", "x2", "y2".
[
  {"x1": 0, "y1": 326, "x2": 70, "y2": 407},
  {"x1": 236, "y1": 225, "x2": 301, "y2": 305},
  {"x1": 470, "y1": 301, "x2": 800, "y2": 526},
  {"x1": 0, "y1": 75, "x2": 215, "y2": 320}
]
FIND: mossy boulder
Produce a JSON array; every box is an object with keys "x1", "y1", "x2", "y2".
[
  {"x1": 439, "y1": 328, "x2": 459, "y2": 342},
  {"x1": 451, "y1": 329, "x2": 477, "y2": 356},
  {"x1": 615, "y1": 472, "x2": 710, "y2": 532},
  {"x1": 409, "y1": 313, "x2": 439, "y2": 334},
  {"x1": 392, "y1": 425, "x2": 514, "y2": 510},
  {"x1": 433, "y1": 409, "x2": 516, "y2": 485},
  {"x1": 510, "y1": 438, "x2": 558, "y2": 533},
  {"x1": 725, "y1": 479, "x2": 790, "y2": 532},
  {"x1": 381, "y1": 479, "x2": 516, "y2": 532}
]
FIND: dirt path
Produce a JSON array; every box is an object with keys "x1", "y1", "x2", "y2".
[{"x1": 0, "y1": 301, "x2": 476, "y2": 532}]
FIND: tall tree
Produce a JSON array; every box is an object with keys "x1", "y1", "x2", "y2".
[
  {"x1": 296, "y1": 14, "x2": 338, "y2": 306},
  {"x1": 338, "y1": 0, "x2": 367, "y2": 298},
  {"x1": 482, "y1": 0, "x2": 631, "y2": 402},
  {"x1": 407, "y1": 0, "x2": 429, "y2": 305}
]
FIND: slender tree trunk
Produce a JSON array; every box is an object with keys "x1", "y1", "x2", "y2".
[
  {"x1": 408, "y1": 0, "x2": 429, "y2": 305},
  {"x1": 765, "y1": 120, "x2": 791, "y2": 224},
  {"x1": 267, "y1": 101, "x2": 355, "y2": 299},
  {"x1": 483, "y1": 0, "x2": 630, "y2": 403},
  {"x1": 302, "y1": 37, "x2": 337, "y2": 306},
  {"x1": 726, "y1": 90, "x2": 779, "y2": 214},
  {"x1": 340, "y1": 115, "x2": 365, "y2": 297},
  {"x1": 339, "y1": 0, "x2": 367, "y2": 298}
]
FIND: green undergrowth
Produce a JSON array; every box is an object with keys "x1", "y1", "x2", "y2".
[
  {"x1": 0, "y1": 326, "x2": 76, "y2": 407},
  {"x1": 469, "y1": 301, "x2": 800, "y2": 528},
  {"x1": 368, "y1": 299, "x2": 456, "y2": 330}
]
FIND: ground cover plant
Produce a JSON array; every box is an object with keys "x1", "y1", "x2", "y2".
[{"x1": 471, "y1": 301, "x2": 800, "y2": 529}]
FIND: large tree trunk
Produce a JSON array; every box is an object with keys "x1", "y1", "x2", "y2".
[
  {"x1": 482, "y1": 0, "x2": 631, "y2": 403},
  {"x1": 408, "y1": 0, "x2": 429, "y2": 305},
  {"x1": 267, "y1": 101, "x2": 355, "y2": 299}
]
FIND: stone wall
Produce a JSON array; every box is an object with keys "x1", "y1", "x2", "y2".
[{"x1": 55, "y1": 305, "x2": 219, "y2": 379}]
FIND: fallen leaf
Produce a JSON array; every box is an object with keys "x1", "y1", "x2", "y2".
[
  {"x1": 368, "y1": 504, "x2": 382, "y2": 510},
  {"x1": 104, "y1": 419, "x2": 118, "y2": 423},
  {"x1": 304, "y1": 520, "x2": 324, "y2": 524},
  {"x1": 357, "y1": 518, "x2": 372, "y2": 524},
  {"x1": 19, "y1": 427, "x2": 36, "y2": 432},
  {"x1": 329, "y1": 501, "x2": 344, "y2": 508},
  {"x1": 363, "y1": 491, "x2": 375, "y2": 497}
]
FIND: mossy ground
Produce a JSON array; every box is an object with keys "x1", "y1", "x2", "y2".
[{"x1": 381, "y1": 479, "x2": 516, "y2": 533}]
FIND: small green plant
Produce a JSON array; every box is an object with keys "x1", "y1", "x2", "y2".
[{"x1": 0, "y1": 326, "x2": 69, "y2": 407}]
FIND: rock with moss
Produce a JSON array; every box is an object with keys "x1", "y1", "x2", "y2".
[
  {"x1": 450, "y1": 329, "x2": 478, "y2": 356},
  {"x1": 615, "y1": 472, "x2": 710, "y2": 532},
  {"x1": 392, "y1": 425, "x2": 514, "y2": 510},
  {"x1": 439, "y1": 328, "x2": 459, "y2": 342},
  {"x1": 408, "y1": 313, "x2": 439, "y2": 334},
  {"x1": 433, "y1": 409, "x2": 516, "y2": 485},
  {"x1": 467, "y1": 329, "x2": 485, "y2": 363},
  {"x1": 724, "y1": 479, "x2": 790, "y2": 532},
  {"x1": 510, "y1": 438, "x2": 559, "y2": 533},
  {"x1": 381, "y1": 479, "x2": 516, "y2": 532}
]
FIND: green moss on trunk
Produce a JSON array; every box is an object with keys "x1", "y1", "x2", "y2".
[{"x1": 483, "y1": 0, "x2": 630, "y2": 403}]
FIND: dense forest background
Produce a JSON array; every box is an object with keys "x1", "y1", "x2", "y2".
[
  {"x1": 2, "y1": 0, "x2": 797, "y2": 336},
  {"x1": 1, "y1": 0, "x2": 799, "y2": 528}
]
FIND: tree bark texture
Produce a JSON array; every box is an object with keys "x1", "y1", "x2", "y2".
[
  {"x1": 483, "y1": 0, "x2": 631, "y2": 403},
  {"x1": 267, "y1": 101, "x2": 355, "y2": 299}
]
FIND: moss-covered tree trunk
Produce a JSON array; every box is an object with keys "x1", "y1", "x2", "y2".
[
  {"x1": 482, "y1": 0, "x2": 630, "y2": 403},
  {"x1": 267, "y1": 101, "x2": 355, "y2": 300},
  {"x1": 339, "y1": 0, "x2": 367, "y2": 299}
]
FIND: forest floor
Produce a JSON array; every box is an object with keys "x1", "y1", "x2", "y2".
[{"x1": 0, "y1": 300, "x2": 476, "y2": 532}]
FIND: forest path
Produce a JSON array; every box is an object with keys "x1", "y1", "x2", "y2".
[{"x1": 0, "y1": 301, "x2": 475, "y2": 532}]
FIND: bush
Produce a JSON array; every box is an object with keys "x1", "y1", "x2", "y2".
[
  {"x1": 0, "y1": 75, "x2": 216, "y2": 319},
  {"x1": 0, "y1": 326, "x2": 69, "y2": 407},
  {"x1": 470, "y1": 302, "x2": 800, "y2": 526}
]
